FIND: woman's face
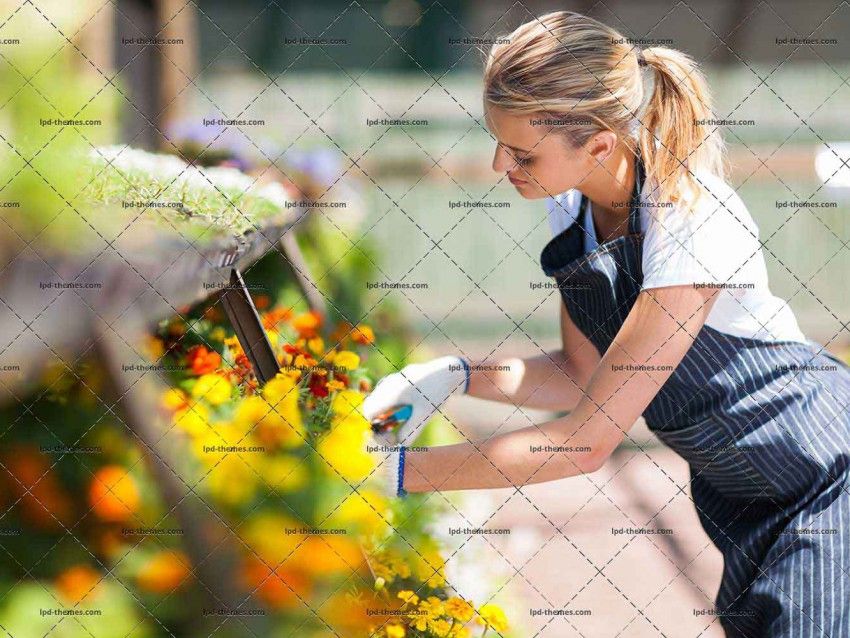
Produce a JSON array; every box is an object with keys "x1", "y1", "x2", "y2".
[{"x1": 484, "y1": 105, "x2": 599, "y2": 199}]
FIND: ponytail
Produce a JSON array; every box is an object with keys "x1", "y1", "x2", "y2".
[{"x1": 639, "y1": 47, "x2": 726, "y2": 207}]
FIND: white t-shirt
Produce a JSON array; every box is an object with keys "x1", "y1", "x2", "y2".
[{"x1": 546, "y1": 172, "x2": 807, "y2": 343}]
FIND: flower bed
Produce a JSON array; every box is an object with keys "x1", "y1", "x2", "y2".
[{"x1": 149, "y1": 298, "x2": 511, "y2": 637}]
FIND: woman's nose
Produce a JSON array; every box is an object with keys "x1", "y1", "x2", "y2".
[{"x1": 492, "y1": 145, "x2": 513, "y2": 174}]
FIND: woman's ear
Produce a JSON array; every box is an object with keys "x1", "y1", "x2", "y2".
[{"x1": 583, "y1": 130, "x2": 618, "y2": 165}]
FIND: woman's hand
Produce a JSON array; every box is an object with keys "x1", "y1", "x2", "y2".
[{"x1": 361, "y1": 356, "x2": 469, "y2": 445}]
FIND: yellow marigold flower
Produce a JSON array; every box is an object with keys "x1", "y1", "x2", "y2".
[
  {"x1": 205, "y1": 455, "x2": 257, "y2": 505},
  {"x1": 234, "y1": 388, "x2": 305, "y2": 448},
  {"x1": 317, "y1": 420, "x2": 375, "y2": 481},
  {"x1": 367, "y1": 548, "x2": 410, "y2": 581},
  {"x1": 260, "y1": 455, "x2": 308, "y2": 492},
  {"x1": 445, "y1": 597, "x2": 474, "y2": 623},
  {"x1": 209, "y1": 327, "x2": 226, "y2": 342},
  {"x1": 411, "y1": 615, "x2": 429, "y2": 632},
  {"x1": 476, "y1": 603, "x2": 509, "y2": 632},
  {"x1": 429, "y1": 618, "x2": 452, "y2": 637},
  {"x1": 262, "y1": 375, "x2": 297, "y2": 403},
  {"x1": 265, "y1": 329, "x2": 280, "y2": 349},
  {"x1": 191, "y1": 422, "x2": 249, "y2": 463},
  {"x1": 161, "y1": 388, "x2": 188, "y2": 412},
  {"x1": 334, "y1": 350, "x2": 360, "y2": 370},
  {"x1": 418, "y1": 596, "x2": 445, "y2": 618},
  {"x1": 410, "y1": 595, "x2": 445, "y2": 631},
  {"x1": 239, "y1": 390, "x2": 303, "y2": 450},
  {"x1": 385, "y1": 624, "x2": 405, "y2": 638},
  {"x1": 191, "y1": 374, "x2": 232, "y2": 406},
  {"x1": 330, "y1": 489, "x2": 390, "y2": 537},
  {"x1": 173, "y1": 402, "x2": 211, "y2": 437},
  {"x1": 243, "y1": 512, "x2": 304, "y2": 564},
  {"x1": 307, "y1": 337, "x2": 324, "y2": 355},
  {"x1": 397, "y1": 590, "x2": 419, "y2": 607},
  {"x1": 234, "y1": 396, "x2": 267, "y2": 426},
  {"x1": 282, "y1": 369, "x2": 302, "y2": 382},
  {"x1": 332, "y1": 412, "x2": 371, "y2": 440},
  {"x1": 415, "y1": 547, "x2": 447, "y2": 588},
  {"x1": 330, "y1": 389, "x2": 363, "y2": 416}
]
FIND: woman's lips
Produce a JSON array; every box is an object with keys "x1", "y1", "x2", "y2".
[{"x1": 508, "y1": 175, "x2": 528, "y2": 186}]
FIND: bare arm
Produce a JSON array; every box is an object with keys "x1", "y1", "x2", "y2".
[
  {"x1": 404, "y1": 285, "x2": 717, "y2": 492},
  {"x1": 465, "y1": 304, "x2": 601, "y2": 411}
]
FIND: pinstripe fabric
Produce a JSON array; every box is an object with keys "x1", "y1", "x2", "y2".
[{"x1": 540, "y1": 191, "x2": 850, "y2": 637}]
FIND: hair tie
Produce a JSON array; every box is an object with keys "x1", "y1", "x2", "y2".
[{"x1": 637, "y1": 51, "x2": 647, "y2": 67}]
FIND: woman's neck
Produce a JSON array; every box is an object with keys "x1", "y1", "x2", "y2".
[{"x1": 579, "y1": 144, "x2": 636, "y2": 226}]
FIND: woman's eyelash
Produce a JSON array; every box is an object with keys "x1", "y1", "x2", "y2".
[{"x1": 516, "y1": 156, "x2": 533, "y2": 166}]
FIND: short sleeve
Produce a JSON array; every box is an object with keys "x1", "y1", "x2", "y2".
[
  {"x1": 641, "y1": 177, "x2": 761, "y2": 291},
  {"x1": 547, "y1": 190, "x2": 581, "y2": 237}
]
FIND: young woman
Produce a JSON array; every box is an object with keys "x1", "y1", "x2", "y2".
[{"x1": 362, "y1": 12, "x2": 850, "y2": 636}]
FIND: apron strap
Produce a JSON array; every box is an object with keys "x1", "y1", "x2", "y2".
[
  {"x1": 577, "y1": 192, "x2": 590, "y2": 235},
  {"x1": 627, "y1": 155, "x2": 646, "y2": 235}
]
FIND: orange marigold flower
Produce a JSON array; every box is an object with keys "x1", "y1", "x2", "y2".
[
  {"x1": 294, "y1": 354, "x2": 317, "y2": 369},
  {"x1": 136, "y1": 550, "x2": 191, "y2": 594},
  {"x1": 262, "y1": 307, "x2": 293, "y2": 330},
  {"x1": 186, "y1": 345, "x2": 221, "y2": 376},
  {"x1": 326, "y1": 379, "x2": 346, "y2": 393},
  {"x1": 88, "y1": 466, "x2": 140, "y2": 523},
  {"x1": 55, "y1": 565, "x2": 101, "y2": 604},
  {"x1": 254, "y1": 294, "x2": 271, "y2": 310},
  {"x1": 4, "y1": 445, "x2": 72, "y2": 528},
  {"x1": 329, "y1": 321, "x2": 353, "y2": 346},
  {"x1": 292, "y1": 311, "x2": 323, "y2": 338},
  {"x1": 351, "y1": 324, "x2": 375, "y2": 345},
  {"x1": 282, "y1": 343, "x2": 304, "y2": 355},
  {"x1": 241, "y1": 558, "x2": 310, "y2": 610}
]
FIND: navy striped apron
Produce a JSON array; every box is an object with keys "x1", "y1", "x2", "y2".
[{"x1": 540, "y1": 168, "x2": 850, "y2": 637}]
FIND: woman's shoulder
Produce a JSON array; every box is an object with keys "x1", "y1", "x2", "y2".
[
  {"x1": 693, "y1": 172, "x2": 753, "y2": 226},
  {"x1": 644, "y1": 171, "x2": 757, "y2": 239},
  {"x1": 640, "y1": 172, "x2": 765, "y2": 288}
]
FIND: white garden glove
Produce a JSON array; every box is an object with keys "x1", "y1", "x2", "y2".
[{"x1": 362, "y1": 355, "x2": 469, "y2": 447}]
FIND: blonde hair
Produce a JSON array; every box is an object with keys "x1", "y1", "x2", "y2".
[{"x1": 484, "y1": 11, "x2": 726, "y2": 208}]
